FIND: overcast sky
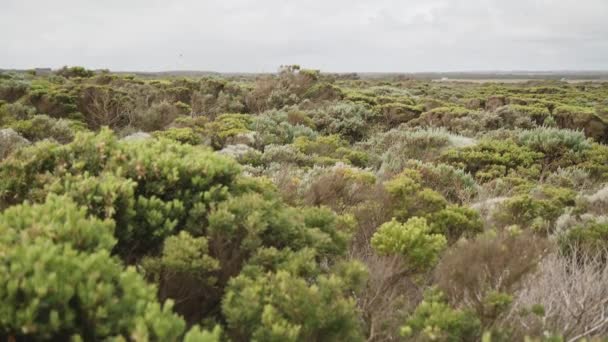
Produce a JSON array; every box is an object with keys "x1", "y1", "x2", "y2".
[{"x1": 1, "y1": 0, "x2": 607, "y2": 72}]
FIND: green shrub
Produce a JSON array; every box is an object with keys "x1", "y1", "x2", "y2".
[
  {"x1": 383, "y1": 170, "x2": 448, "y2": 221},
  {"x1": 251, "y1": 110, "x2": 317, "y2": 147},
  {"x1": 371, "y1": 217, "x2": 447, "y2": 272},
  {"x1": 0, "y1": 102, "x2": 36, "y2": 124},
  {"x1": 429, "y1": 205, "x2": 484, "y2": 244},
  {"x1": 9, "y1": 114, "x2": 77, "y2": 143},
  {"x1": 56, "y1": 66, "x2": 94, "y2": 78},
  {"x1": 518, "y1": 127, "x2": 590, "y2": 170},
  {"x1": 494, "y1": 186, "x2": 575, "y2": 232},
  {"x1": 559, "y1": 221, "x2": 608, "y2": 257},
  {"x1": 153, "y1": 127, "x2": 204, "y2": 145},
  {"x1": 223, "y1": 251, "x2": 367, "y2": 342},
  {"x1": 293, "y1": 135, "x2": 369, "y2": 167},
  {"x1": 402, "y1": 160, "x2": 478, "y2": 203},
  {"x1": 312, "y1": 102, "x2": 377, "y2": 142},
  {"x1": 401, "y1": 288, "x2": 481, "y2": 342},
  {"x1": 0, "y1": 196, "x2": 186, "y2": 340},
  {"x1": 207, "y1": 113, "x2": 252, "y2": 148},
  {"x1": 442, "y1": 139, "x2": 543, "y2": 182},
  {"x1": 0, "y1": 128, "x2": 363, "y2": 337}
]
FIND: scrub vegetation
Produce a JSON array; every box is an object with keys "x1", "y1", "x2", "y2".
[{"x1": 1, "y1": 65, "x2": 608, "y2": 341}]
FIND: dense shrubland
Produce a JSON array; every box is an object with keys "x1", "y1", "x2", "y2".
[{"x1": 1, "y1": 66, "x2": 608, "y2": 341}]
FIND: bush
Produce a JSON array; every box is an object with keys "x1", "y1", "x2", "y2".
[
  {"x1": 78, "y1": 85, "x2": 133, "y2": 129},
  {"x1": 378, "y1": 102, "x2": 423, "y2": 126},
  {"x1": 0, "y1": 195, "x2": 186, "y2": 340},
  {"x1": 494, "y1": 186, "x2": 575, "y2": 232},
  {"x1": 312, "y1": 102, "x2": 376, "y2": 142},
  {"x1": 371, "y1": 217, "x2": 447, "y2": 272},
  {"x1": 442, "y1": 139, "x2": 543, "y2": 182},
  {"x1": 364, "y1": 128, "x2": 456, "y2": 174},
  {"x1": 495, "y1": 104, "x2": 550, "y2": 128},
  {"x1": 428, "y1": 206, "x2": 484, "y2": 244},
  {"x1": 219, "y1": 144, "x2": 263, "y2": 165},
  {"x1": 518, "y1": 127, "x2": 590, "y2": 171},
  {"x1": 553, "y1": 105, "x2": 607, "y2": 142},
  {"x1": 153, "y1": 127, "x2": 204, "y2": 145},
  {"x1": 132, "y1": 100, "x2": 181, "y2": 132},
  {"x1": 261, "y1": 144, "x2": 312, "y2": 166},
  {"x1": 401, "y1": 160, "x2": 478, "y2": 204},
  {"x1": 383, "y1": 170, "x2": 448, "y2": 221},
  {"x1": 506, "y1": 252, "x2": 608, "y2": 340},
  {"x1": 251, "y1": 109, "x2": 317, "y2": 147},
  {"x1": 302, "y1": 164, "x2": 376, "y2": 212},
  {"x1": 0, "y1": 80, "x2": 29, "y2": 102},
  {"x1": 223, "y1": 251, "x2": 367, "y2": 341},
  {"x1": 0, "y1": 128, "x2": 29, "y2": 160},
  {"x1": 435, "y1": 230, "x2": 549, "y2": 323},
  {"x1": 0, "y1": 128, "x2": 364, "y2": 337},
  {"x1": 401, "y1": 288, "x2": 481, "y2": 342},
  {"x1": 9, "y1": 114, "x2": 77, "y2": 143},
  {"x1": 56, "y1": 66, "x2": 94, "y2": 78},
  {"x1": 0, "y1": 102, "x2": 36, "y2": 124},
  {"x1": 559, "y1": 221, "x2": 608, "y2": 257},
  {"x1": 207, "y1": 113, "x2": 252, "y2": 149},
  {"x1": 293, "y1": 135, "x2": 369, "y2": 167}
]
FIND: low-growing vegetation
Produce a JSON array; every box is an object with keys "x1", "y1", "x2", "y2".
[{"x1": 1, "y1": 66, "x2": 608, "y2": 341}]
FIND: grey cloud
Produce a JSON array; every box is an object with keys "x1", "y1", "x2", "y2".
[{"x1": 0, "y1": 0, "x2": 606, "y2": 72}]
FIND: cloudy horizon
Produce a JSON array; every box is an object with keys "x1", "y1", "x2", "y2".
[{"x1": 1, "y1": 0, "x2": 607, "y2": 73}]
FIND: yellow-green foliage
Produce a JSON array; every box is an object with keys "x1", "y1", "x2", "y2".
[{"x1": 372, "y1": 217, "x2": 447, "y2": 271}]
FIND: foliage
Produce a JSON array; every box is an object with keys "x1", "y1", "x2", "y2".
[
  {"x1": 494, "y1": 186, "x2": 576, "y2": 232},
  {"x1": 2, "y1": 68, "x2": 608, "y2": 341},
  {"x1": 435, "y1": 230, "x2": 549, "y2": 324},
  {"x1": 9, "y1": 114, "x2": 78, "y2": 143},
  {"x1": 293, "y1": 135, "x2": 369, "y2": 167},
  {"x1": 401, "y1": 288, "x2": 481, "y2": 342},
  {"x1": 153, "y1": 127, "x2": 204, "y2": 145},
  {"x1": 223, "y1": 259, "x2": 366, "y2": 341},
  {"x1": 371, "y1": 217, "x2": 447, "y2": 272},
  {"x1": 0, "y1": 128, "x2": 29, "y2": 160},
  {"x1": 312, "y1": 101, "x2": 376, "y2": 142},
  {"x1": 442, "y1": 139, "x2": 543, "y2": 182},
  {"x1": 207, "y1": 113, "x2": 252, "y2": 148},
  {"x1": 428, "y1": 205, "x2": 484, "y2": 244},
  {"x1": 56, "y1": 66, "x2": 95, "y2": 78},
  {"x1": 559, "y1": 221, "x2": 608, "y2": 257},
  {"x1": 0, "y1": 195, "x2": 186, "y2": 340},
  {"x1": 383, "y1": 170, "x2": 448, "y2": 221}
]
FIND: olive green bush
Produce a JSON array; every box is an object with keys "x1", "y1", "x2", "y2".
[
  {"x1": 9, "y1": 114, "x2": 78, "y2": 143},
  {"x1": 442, "y1": 139, "x2": 543, "y2": 182},
  {"x1": 401, "y1": 288, "x2": 481, "y2": 342},
  {"x1": 0, "y1": 195, "x2": 187, "y2": 340},
  {"x1": 223, "y1": 250, "x2": 367, "y2": 341}
]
